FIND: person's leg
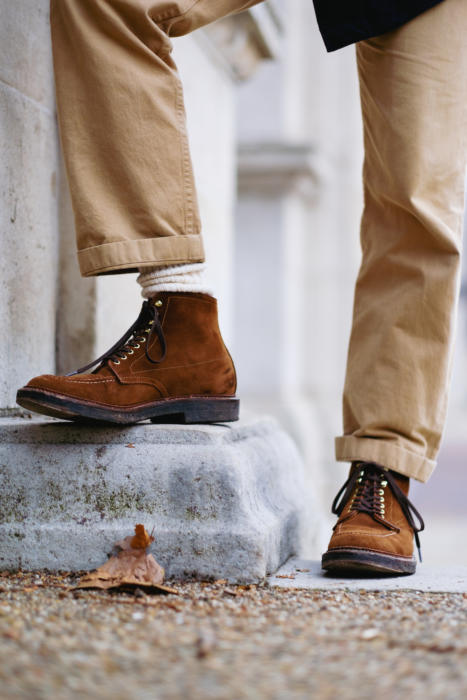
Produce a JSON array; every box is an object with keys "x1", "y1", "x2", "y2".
[
  {"x1": 49, "y1": 0, "x2": 263, "y2": 276},
  {"x1": 16, "y1": 0, "x2": 263, "y2": 424},
  {"x1": 323, "y1": 0, "x2": 467, "y2": 573}
]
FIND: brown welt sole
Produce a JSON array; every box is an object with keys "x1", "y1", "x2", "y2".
[
  {"x1": 16, "y1": 387, "x2": 240, "y2": 425},
  {"x1": 321, "y1": 548, "x2": 416, "y2": 576}
]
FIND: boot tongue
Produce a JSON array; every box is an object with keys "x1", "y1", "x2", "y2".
[{"x1": 351, "y1": 461, "x2": 410, "y2": 495}]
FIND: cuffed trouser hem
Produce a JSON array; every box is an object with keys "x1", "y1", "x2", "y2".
[
  {"x1": 77, "y1": 236, "x2": 205, "y2": 277},
  {"x1": 335, "y1": 436, "x2": 436, "y2": 483}
]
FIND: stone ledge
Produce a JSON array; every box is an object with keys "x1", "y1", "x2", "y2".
[{"x1": 0, "y1": 416, "x2": 310, "y2": 582}]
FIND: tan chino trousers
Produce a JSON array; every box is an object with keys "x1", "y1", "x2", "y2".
[
  {"x1": 51, "y1": 0, "x2": 467, "y2": 482},
  {"x1": 335, "y1": 0, "x2": 467, "y2": 482},
  {"x1": 50, "y1": 0, "x2": 262, "y2": 276}
]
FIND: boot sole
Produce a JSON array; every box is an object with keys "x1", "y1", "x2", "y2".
[
  {"x1": 321, "y1": 548, "x2": 416, "y2": 576},
  {"x1": 16, "y1": 387, "x2": 239, "y2": 425}
]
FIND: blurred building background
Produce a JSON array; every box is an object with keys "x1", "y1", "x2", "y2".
[{"x1": 1, "y1": 0, "x2": 466, "y2": 561}]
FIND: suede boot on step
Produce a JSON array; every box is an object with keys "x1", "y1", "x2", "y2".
[{"x1": 17, "y1": 292, "x2": 238, "y2": 424}]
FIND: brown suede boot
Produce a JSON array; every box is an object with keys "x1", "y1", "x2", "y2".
[
  {"x1": 321, "y1": 462, "x2": 424, "y2": 575},
  {"x1": 17, "y1": 292, "x2": 239, "y2": 424}
]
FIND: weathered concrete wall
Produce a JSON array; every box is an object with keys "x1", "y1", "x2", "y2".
[{"x1": 0, "y1": 0, "x2": 59, "y2": 408}]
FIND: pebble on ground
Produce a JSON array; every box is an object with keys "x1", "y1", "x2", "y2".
[{"x1": 1, "y1": 571, "x2": 467, "y2": 699}]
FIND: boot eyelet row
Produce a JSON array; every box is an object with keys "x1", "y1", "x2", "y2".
[{"x1": 379, "y1": 477, "x2": 387, "y2": 515}]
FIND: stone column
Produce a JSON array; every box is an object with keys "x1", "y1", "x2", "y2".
[{"x1": 0, "y1": 0, "x2": 60, "y2": 409}]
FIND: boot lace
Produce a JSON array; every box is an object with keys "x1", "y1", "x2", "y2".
[
  {"x1": 67, "y1": 300, "x2": 167, "y2": 376},
  {"x1": 331, "y1": 462, "x2": 425, "y2": 561}
]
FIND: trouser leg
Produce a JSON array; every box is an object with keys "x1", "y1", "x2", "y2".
[
  {"x1": 50, "y1": 0, "x2": 263, "y2": 277},
  {"x1": 335, "y1": 0, "x2": 467, "y2": 482}
]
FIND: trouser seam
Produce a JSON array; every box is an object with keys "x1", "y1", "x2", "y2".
[{"x1": 175, "y1": 79, "x2": 194, "y2": 236}]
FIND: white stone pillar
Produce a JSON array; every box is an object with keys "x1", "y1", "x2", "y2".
[{"x1": 0, "y1": 0, "x2": 60, "y2": 409}]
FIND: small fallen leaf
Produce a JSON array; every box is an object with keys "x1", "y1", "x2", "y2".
[
  {"x1": 125, "y1": 443, "x2": 135, "y2": 448},
  {"x1": 76, "y1": 524, "x2": 173, "y2": 594},
  {"x1": 275, "y1": 574, "x2": 296, "y2": 580}
]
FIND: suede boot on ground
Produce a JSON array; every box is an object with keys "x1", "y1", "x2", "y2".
[
  {"x1": 322, "y1": 462, "x2": 425, "y2": 575},
  {"x1": 17, "y1": 292, "x2": 239, "y2": 424}
]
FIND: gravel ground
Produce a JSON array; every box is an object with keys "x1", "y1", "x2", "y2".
[{"x1": 1, "y1": 572, "x2": 467, "y2": 700}]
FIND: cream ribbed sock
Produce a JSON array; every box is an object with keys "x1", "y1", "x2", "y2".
[{"x1": 137, "y1": 263, "x2": 212, "y2": 299}]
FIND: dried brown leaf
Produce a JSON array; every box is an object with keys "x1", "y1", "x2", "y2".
[{"x1": 76, "y1": 524, "x2": 171, "y2": 594}]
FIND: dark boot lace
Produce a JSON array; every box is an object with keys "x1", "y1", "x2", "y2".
[
  {"x1": 331, "y1": 462, "x2": 425, "y2": 561},
  {"x1": 67, "y1": 300, "x2": 167, "y2": 376}
]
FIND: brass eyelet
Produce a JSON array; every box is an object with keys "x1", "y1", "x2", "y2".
[
  {"x1": 121, "y1": 355, "x2": 127, "y2": 361},
  {"x1": 113, "y1": 360, "x2": 120, "y2": 365},
  {"x1": 133, "y1": 344, "x2": 140, "y2": 349},
  {"x1": 127, "y1": 349, "x2": 134, "y2": 355},
  {"x1": 155, "y1": 299, "x2": 163, "y2": 307},
  {"x1": 140, "y1": 337, "x2": 146, "y2": 343}
]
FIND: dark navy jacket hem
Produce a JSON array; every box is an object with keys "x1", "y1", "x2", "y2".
[{"x1": 315, "y1": 0, "x2": 445, "y2": 52}]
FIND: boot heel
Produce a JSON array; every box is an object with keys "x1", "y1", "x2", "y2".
[{"x1": 149, "y1": 397, "x2": 240, "y2": 425}]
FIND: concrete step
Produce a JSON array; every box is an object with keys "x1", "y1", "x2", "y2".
[
  {"x1": 0, "y1": 416, "x2": 311, "y2": 582},
  {"x1": 269, "y1": 558, "x2": 467, "y2": 592}
]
